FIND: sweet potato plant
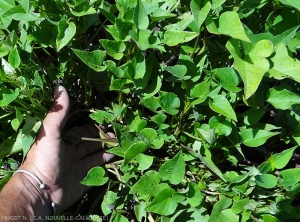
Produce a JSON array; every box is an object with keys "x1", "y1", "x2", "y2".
[{"x1": 1, "y1": 0, "x2": 300, "y2": 221}]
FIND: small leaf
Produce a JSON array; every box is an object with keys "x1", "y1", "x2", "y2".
[
  {"x1": 164, "y1": 31, "x2": 199, "y2": 46},
  {"x1": 80, "y1": 166, "x2": 108, "y2": 186},
  {"x1": 243, "y1": 108, "x2": 267, "y2": 125},
  {"x1": 268, "y1": 43, "x2": 300, "y2": 83},
  {"x1": 90, "y1": 110, "x2": 115, "y2": 124},
  {"x1": 151, "y1": 8, "x2": 176, "y2": 21},
  {"x1": 213, "y1": 67, "x2": 241, "y2": 92},
  {"x1": 100, "y1": 40, "x2": 126, "y2": 60},
  {"x1": 188, "y1": 182, "x2": 204, "y2": 207},
  {"x1": 241, "y1": 128, "x2": 279, "y2": 147},
  {"x1": 209, "y1": 95, "x2": 237, "y2": 121},
  {"x1": 72, "y1": 49, "x2": 106, "y2": 72},
  {"x1": 164, "y1": 65, "x2": 188, "y2": 80},
  {"x1": 136, "y1": 154, "x2": 153, "y2": 171},
  {"x1": 218, "y1": 11, "x2": 250, "y2": 42},
  {"x1": 56, "y1": 20, "x2": 76, "y2": 51},
  {"x1": 280, "y1": 168, "x2": 300, "y2": 190},
  {"x1": 158, "y1": 92, "x2": 180, "y2": 115},
  {"x1": 208, "y1": 198, "x2": 232, "y2": 222},
  {"x1": 279, "y1": 0, "x2": 300, "y2": 10},
  {"x1": 255, "y1": 174, "x2": 278, "y2": 189},
  {"x1": 226, "y1": 39, "x2": 273, "y2": 99},
  {"x1": 140, "y1": 97, "x2": 160, "y2": 112},
  {"x1": 8, "y1": 47, "x2": 20, "y2": 68},
  {"x1": 209, "y1": 116, "x2": 232, "y2": 136},
  {"x1": 159, "y1": 151, "x2": 185, "y2": 185},
  {"x1": 273, "y1": 146, "x2": 297, "y2": 169},
  {"x1": 124, "y1": 141, "x2": 148, "y2": 165},
  {"x1": 133, "y1": 0, "x2": 149, "y2": 29},
  {"x1": 140, "y1": 128, "x2": 157, "y2": 143},
  {"x1": 267, "y1": 87, "x2": 300, "y2": 110},
  {"x1": 262, "y1": 215, "x2": 281, "y2": 222},
  {"x1": 190, "y1": 0, "x2": 211, "y2": 28},
  {"x1": 190, "y1": 80, "x2": 210, "y2": 104},
  {"x1": 0, "y1": 88, "x2": 19, "y2": 106},
  {"x1": 130, "y1": 171, "x2": 167, "y2": 196},
  {"x1": 232, "y1": 198, "x2": 250, "y2": 214},
  {"x1": 146, "y1": 188, "x2": 178, "y2": 216}
]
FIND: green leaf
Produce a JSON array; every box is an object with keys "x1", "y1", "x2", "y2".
[
  {"x1": 164, "y1": 65, "x2": 188, "y2": 80},
  {"x1": 213, "y1": 67, "x2": 241, "y2": 92},
  {"x1": 140, "y1": 128, "x2": 157, "y2": 143},
  {"x1": 268, "y1": 44, "x2": 300, "y2": 83},
  {"x1": 164, "y1": 31, "x2": 199, "y2": 46},
  {"x1": 130, "y1": 29, "x2": 165, "y2": 51},
  {"x1": 209, "y1": 116, "x2": 232, "y2": 136},
  {"x1": 134, "y1": 201, "x2": 147, "y2": 222},
  {"x1": 72, "y1": 49, "x2": 106, "y2": 72},
  {"x1": 100, "y1": 40, "x2": 126, "y2": 60},
  {"x1": 124, "y1": 141, "x2": 148, "y2": 165},
  {"x1": 140, "y1": 97, "x2": 160, "y2": 112},
  {"x1": 241, "y1": 128, "x2": 279, "y2": 147},
  {"x1": 192, "y1": 141, "x2": 226, "y2": 181},
  {"x1": 218, "y1": 11, "x2": 250, "y2": 42},
  {"x1": 158, "y1": 92, "x2": 180, "y2": 115},
  {"x1": 133, "y1": 0, "x2": 149, "y2": 29},
  {"x1": 267, "y1": 87, "x2": 300, "y2": 110},
  {"x1": 8, "y1": 47, "x2": 20, "y2": 68},
  {"x1": 0, "y1": 0, "x2": 15, "y2": 12},
  {"x1": 146, "y1": 188, "x2": 178, "y2": 216},
  {"x1": 280, "y1": 168, "x2": 300, "y2": 190},
  {"x1": 80, "y1": 167, "x2": 108, "y2": 186},
  {"x1": 212, "y1": 0, "x2": 226, "y2": 9},
  {"x1": 136, "y1": 154, "x2": 153, "y2": 171},
  {"x1": 273, "y1": 146, "x2": 297, "y2": 169},
  {"x1": 101, "y1": 191, "x2": 117, "y2": 216},
  {"x1": 0, "y1": 88, "x2": 18, "y2": 107},
  {"x1": 90, "y1": 110, "x2": 115, "y2": 124},
  {"x1": 159, "y1": 151, "x2": 185, "y2": 185},
  {"x1": 130, "y1": 171, "x2": 167, "y2": 196},
  {"x1": 151, "y1": 8, "x2": 176, "y2": 21},
  {"x1": 279, "y1": 0, "x2": 300, "y2": 10},
  {"x1": 226, "y1": 39, "x2": 273, "y2": 99},
  {"x1": 255, "y1": 174, "x2": 278, "y2": 189},
  {"x1": 56, "y1": 20, "x2": 76, "y2": 51},
  {"x1": 243, "y1": 108, "x2": 267, "y2": 125},
  {"x1": 208, "y1": 198, "x2": 232, "y2": 222},
  {"x1": 232, "y1": 198, "x2": 250, "y2": 214},
  {"x1": 188, "y1": 182, "x2": 204, "y2": 207},
  {"x1": 190, "y1": 0, "x2": 211, "y2": 28},
  {"x1": 190, "y1": 80, "x2": 210, "y2": 104},
  {"x1": 262, "y1": 215, "x2": 280, "y2": 222},
  {"x1": 197, "y1": 128, "x2": 216, "y2": 145},
  {"x1": 209, "y1": 95, "x2": 237, "y2": 121}
]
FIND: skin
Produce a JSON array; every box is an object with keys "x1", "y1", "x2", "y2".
[{"x1": 0, "y1": 86, "x2": 114, "y2": 221}]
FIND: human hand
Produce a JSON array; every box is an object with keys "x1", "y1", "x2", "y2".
[{"x1": 20, "y1": 86, "x2": 114, "y2": 213}]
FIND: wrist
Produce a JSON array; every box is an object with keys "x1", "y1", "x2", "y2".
[{"x1": 11, "y1": 173, "x2": 52, "y2": 217}]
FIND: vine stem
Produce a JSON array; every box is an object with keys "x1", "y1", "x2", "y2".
[
  {"x1": 148, "y1": 213, "x2": 155, "y2": 222},
  {"x1": 191, "y1": 33, "x2": 201, "y2": 58}
]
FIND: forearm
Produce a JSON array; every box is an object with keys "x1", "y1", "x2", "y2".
[{"x1": 0, "y1": 174, "x2": 51, "y2": 222}]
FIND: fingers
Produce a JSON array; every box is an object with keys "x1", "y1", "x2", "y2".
[
  {"x1": 81, "y1": 152, "x2": 114, "y2": 173},
  {"x1": 37, "y1": 86, "x2": 70, "y2": 140},
  {"x1": 63, "y1": 124, "x2": 99, "y2": 145}
]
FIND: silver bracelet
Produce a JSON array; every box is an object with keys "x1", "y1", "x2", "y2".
[{"x1": 13, "y1": 169, "x2": 56, "y2": 214}]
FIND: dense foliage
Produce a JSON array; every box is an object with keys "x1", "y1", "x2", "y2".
[{"x1": 1, "y1": 0, "x2": 300, "y2": 221}]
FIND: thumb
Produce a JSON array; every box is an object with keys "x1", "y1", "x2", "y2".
[{"x1": 38, "y1": 86, "x2": 69, "y2": 139}]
